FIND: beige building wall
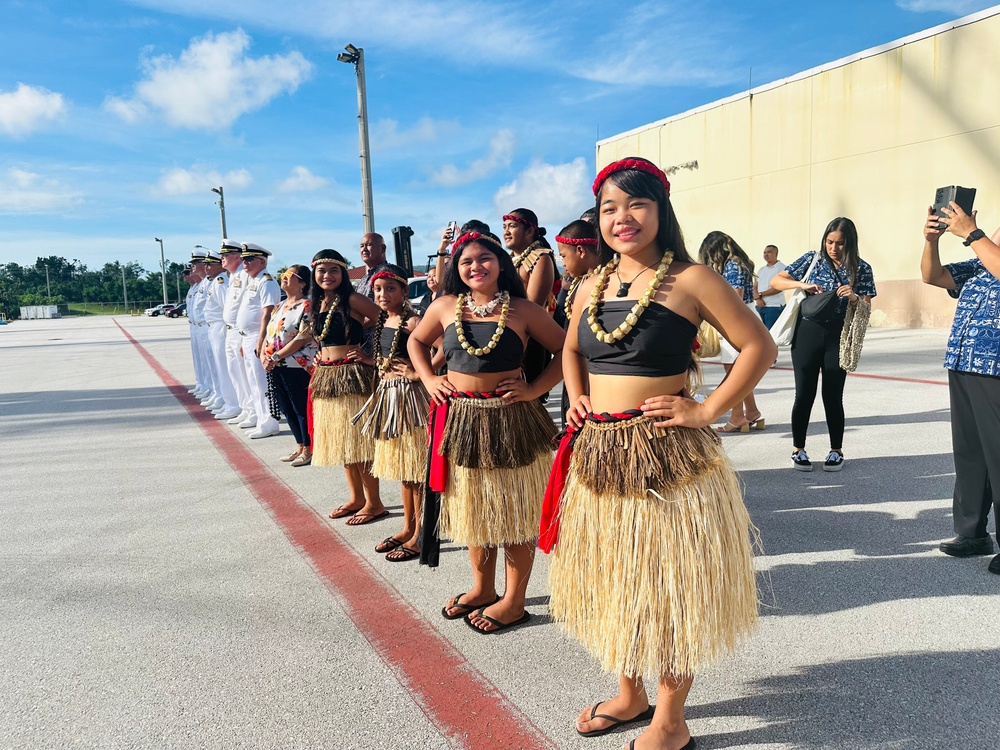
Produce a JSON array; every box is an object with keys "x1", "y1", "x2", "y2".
[{"x1": 596, "y1": 7, "x2": 1000, "y2": 327}]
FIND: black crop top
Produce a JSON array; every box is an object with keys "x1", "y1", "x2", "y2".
[
  {"x1": 378, "y1": 326, "x2": 410, "y2": 358},
  {"x1": 578, "y1": 301, "x2": 696, "y2": 376},
  {"x1": 443, "y1": 322, "x2": 525, "y2": 373},
  {"x1": 316, "y1": 308, "x2": 363, "y2": 347}
]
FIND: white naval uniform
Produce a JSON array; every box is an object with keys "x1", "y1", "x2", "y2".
[
  {"x1": 223, "y1": 270, "x2": 254, "y2": 416},
  {"x1": 189, "y1": 277, "x2": 218, "y2": 401},
  {"x1": 186, "y1": 282, "x2": 206, "y2": 391},
  {"x1": 235, "y1": 269, "x2": 281, "y2": 430},
  {"x1": 203, "y1": 270, "x2": 239, "y2": 413}
]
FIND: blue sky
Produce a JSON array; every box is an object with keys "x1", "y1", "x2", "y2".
[{"x1": 1, "y1": 0, "x2": 995, "y2": 272}]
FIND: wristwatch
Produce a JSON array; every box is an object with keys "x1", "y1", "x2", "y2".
[{"x1": 963, "y1": 229, "x2": 987, "y2": 246}]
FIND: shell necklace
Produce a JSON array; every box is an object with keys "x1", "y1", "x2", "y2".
[
  {"x1": 375, "y1": 309, "x2": 411, "y2": 376},
  {"x1": 316, "y1": 295, "x2": 340, "y2": 342},
  {"x1": 464, "y1": 291, "x2": 504, "y2": 318},
  {"x1": 587, "y1": 250, "x2": 674, "y2": 344},
  {"x1": 454, "y1": 291, "x2": 511, "y2": 357},
  {"x1": 563, "y1": 271, "x2": 593, "y2": 322}
]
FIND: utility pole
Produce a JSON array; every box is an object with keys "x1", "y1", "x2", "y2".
[
  {"x1": 337, "y1": 44, "x2": 374, "y2": 234},
  {"x1": 154, "y1": 237, "x2": 168, "y2": 305},
  {"x1": 121, "y1": 265, "x2": 128, "y2": 312},
  {"x1": 211, "y1": 186, "x2": 228, "y2": 239},
  {"x1": 45, "y1": 264, "x2": 51, "y2": 301}
]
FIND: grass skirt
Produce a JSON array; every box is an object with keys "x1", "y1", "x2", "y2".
[
  {"x1": 438, "y1": 396, "x2": 556, "y2": 546},
  {"x1": 355, "y1": 377, "x2": 430, "y2": 483},
  {"x1": 548, "y1": 415, "x2": 758, "y2": 679},
  {"x1": 311, "y1": 361, "x2": 375, "y2": 467}
]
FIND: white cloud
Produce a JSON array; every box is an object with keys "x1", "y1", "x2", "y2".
[
  {"x1": 0, "y1": 84, "x2": 66, "y2": 137},
  {"x1": 429, "y1": 129, "x2": 515, "y2": 187},
  {"x1": 371, "y1": 116, "x2": 457, "y2": 151},
  {"x1": 154, "y1": 165, "x2": 252, "y2": 196},
  {"x1": 0, "y1": 168, "x2": 83, "y2": 213},
  {"x1": 493, "y1": 157, "x2": 592, "y2": 231},
  {"x1": 896, "y1": 0, "x2": 986, "y2": 11},
  {"x1": 104, "y1": 29, "x2": 313, "y2": 130},
  {"x1": 277, "y1": 166, "x2": 329, "y2": 193}
]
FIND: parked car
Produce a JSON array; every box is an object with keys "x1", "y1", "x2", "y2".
[
  {"x1": 144, "y1": 303, "x2": 175, "y2": 317},
  {"x1": 408, "y1": 277, "x2": 431, "y2": 310},
  {"x1": 166, "y1": 303, "x2": 187, "y2": 318}
]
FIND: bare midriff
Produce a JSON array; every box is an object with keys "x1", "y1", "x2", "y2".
[
  {"x1": 318, "y1": 344, "x2": 359, "y2": 361},
  {"x1": 588, "y1": 372, "x2": 688, "y2": 414},
  {"x1": 448, "y1": 369, "x2": 523, "y2": 394}
]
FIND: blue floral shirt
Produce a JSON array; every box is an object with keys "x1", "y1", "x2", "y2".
[
  {"x1": 785, "y1": 251, "x2": 877, "y2": 319},
  {"x1": 722, "y1": 259, "x2": 755, "y2": 304},
  {"x1": 942, "y1": 259, "x2": 1000, "y2": 377}
]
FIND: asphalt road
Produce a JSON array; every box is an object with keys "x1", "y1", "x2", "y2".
[{"x1": 1, "y1": 316, "x2": 997, "y2": 750}]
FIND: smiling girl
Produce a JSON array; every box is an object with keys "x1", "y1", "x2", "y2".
[
  {"x1": 308, "y1": 249, "x2": 386, "y2": 525},
  {"x1": 408, "y1": 231, "x2": 565, "y2": 634},
  {"x1": 542, "y1": 158, "x2": 773, "y2": 750}
]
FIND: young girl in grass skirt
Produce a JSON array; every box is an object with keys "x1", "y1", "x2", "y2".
[
  {"x1": 540, "y1": 158, "x2": 775, "y2": 749},
  {"x1": 408, "y1": 230, "x2": 565, "y2": 634},
  {"x1": 308, "y1": 249, "x2": 387, "y2": 526},
  {"x1": 352, "y1": 265, "x2": 432, "y2": 561}
]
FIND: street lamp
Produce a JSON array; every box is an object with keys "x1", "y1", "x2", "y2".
[
  {"x1": 210, "y1": 186, "x2": 228, "y2": 239},
  {"x1": 154, "y1": 237, "x2": 168, "y2": 305},
  {"x1": 337, "y1": 43, "x2": 374, "y2": 235}
]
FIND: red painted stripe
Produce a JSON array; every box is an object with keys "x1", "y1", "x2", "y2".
[
  {"x1": 115, "y1": 321, "x2": 555, "y2": 749},
  {"x1": 700, "y1": 360, "x2": 948, "y2": 386}
]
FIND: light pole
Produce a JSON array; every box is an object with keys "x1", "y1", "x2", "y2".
[
  {"x1": 44, "y1": 264, "x2": 51, "y2": 302},
  {"x1": 211, "y1": 186, "x2": 228, "y2": 239},
  {"x1": 121, "y1": 265, "x2": 128, "y2": 312},
  {"x1": 337, "y1": 43, "x2": 374, "y2": 234},
  {"x1": 154, "y1": 237, "x2": 168, "y2": 305}
]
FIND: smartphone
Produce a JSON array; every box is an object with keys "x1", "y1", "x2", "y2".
[
  {"x1": 933, "y1": 185, "x2": 976, "y2": 229},
  {"x1": 446, "y1": 220, "x2": 459, "y2": 241}
]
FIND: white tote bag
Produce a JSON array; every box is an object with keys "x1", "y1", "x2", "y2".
[{"x1": 770, "y1": 252, "x2": 821, "y2": 348}]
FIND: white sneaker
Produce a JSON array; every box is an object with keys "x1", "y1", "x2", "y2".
[
  {"x1": 248, "y1": 422, "x2": 279, "y2": 439},
  {"x1": 207, "y1": 397, "x2": 226, "y2": 411},
  {"x1": 791, "y1": 449, "x2": 813, "y2": 472},
  {"x1": 238, "y1": 416, "x2": 258, "y2": 429},
  {"x1": 822, "y1": 452, "x2": 845, "y2": 472},
  {"x1": 215, "y1": 407, "x2": 242, "y2": 421}
]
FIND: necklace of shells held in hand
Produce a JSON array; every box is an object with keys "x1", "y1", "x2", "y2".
[
  {"x1": 455, "y1": 291, "x2": 511, "y2": 357},
  {"x1": 587, "y1": 250, "x2": 674, "y2": 344}
]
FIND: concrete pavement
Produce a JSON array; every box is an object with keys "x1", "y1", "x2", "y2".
[{"x1": 1, "y1": 316, "x2": 997, "y2": 749}]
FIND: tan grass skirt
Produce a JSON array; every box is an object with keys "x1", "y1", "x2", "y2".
[
  {"x1": 355, "y1": 377, "x2": 431, "y2": 483},
  {"x1": 548, "y1": 414, "x2": 758, "y2": 679},
  {"x1": 438, "y1": 396, "x2": 556, "y2": 547},
  {"x1": 311, "y1": 361, "x2": 375, "y2": 467}
]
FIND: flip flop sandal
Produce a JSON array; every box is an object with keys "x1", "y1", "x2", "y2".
[
  {"x1": 385, "y1": 546, "x2": 420, "y2": 563},
  {"x1": 346, "y1": 510, "x2": 390, "y2": 526},
  {"x1": 329, "y1": 504, "x2": 363, "y2": 519},
  {"x1": 464, "y1": 607, "x2": 531, "y2": 635},
  {"x1": 577, "y1": 703, "x2": 656, "y2": 737},
  {"x1": 375, "y1": 536, "x2": 406, "y2": 554},
  {"x1": 441, "y1": 592, "x2": 500, "y2": 621}
]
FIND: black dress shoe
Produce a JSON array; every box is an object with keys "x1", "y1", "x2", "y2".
[
  {"x1": 988, "y1": 555, "x2": 1000, "y2": 575},
  {"x1": 939, "y1": 535, "x2": 995, "y2": 557}
]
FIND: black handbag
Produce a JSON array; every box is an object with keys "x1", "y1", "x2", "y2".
[{"x1": 800, "y1": 290, "x2": 840, "y2": 322}]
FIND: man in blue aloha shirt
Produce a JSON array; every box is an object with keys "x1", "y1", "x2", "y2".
[{"x1": 922, "y1": 202, "x2": 1000, "y2": 576}]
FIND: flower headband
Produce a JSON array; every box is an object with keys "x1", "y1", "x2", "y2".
[
  {"x1": 592, "y1": 159, "x2": 671, "y2": 197},
  {"x1": 554, "y1": 235, "x2": 598, "y2": 247},
  {"x1": 451, "y1": 231, "x2": 503, "y2": 254},
  {"x1": 502, "y1": 214, "x2": 537, "y2": 231},
  {"x1": 370, "y1": 270, "x2": 408, "y2": 285},
  {"x1": 310, "y1": 257, "x2": 348, "y2": 269}
]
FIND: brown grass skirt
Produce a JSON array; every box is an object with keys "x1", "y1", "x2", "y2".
[
  {"x1": 311, "y1": 361, "x2": 375, "y2": 467},
  {"x1": 438, "y1": 396, "x2": 556, "y2": 547},
  {"x1": 548, "y1": 416, "x2": 758, "y2": 679},
  {"x1": 356, "y1": 377, "x2": 431, "y2": 483}
]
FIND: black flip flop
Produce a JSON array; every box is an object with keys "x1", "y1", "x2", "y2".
[
  {"x1": 464, "y1": 607, "x2": 531, "y2": 635},
  {"x1": 385, "y1": 546, "x2": 420, "y2": 563},
  {"x1": 577, "y1": 703, "x2": 655, "y2": 737},
  {"x1": 375, "y1": 536, "x2": 406, "y2": 554},
  {"x1": 441, "y1": 593, "x2": 499, "y2": 621},
  {"x1": 346, "y1": 510, "x2": 390, "y2": 526}
]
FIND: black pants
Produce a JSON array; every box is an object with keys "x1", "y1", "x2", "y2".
[
  {"x1": 948, "y1": 369, "x2": 1000, "y2": 542},
  {"x1": 272, "y1": 366, "x2": 311, "y2": 447},
  {"x1": 791, "y1": 316, "x2": 847, "y2": 450}
]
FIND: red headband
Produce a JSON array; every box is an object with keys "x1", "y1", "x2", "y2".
[
  {"x1": 592, "y1": 159, "x2": 671, "y2": 197},
  {"x1": 502, "y1": 214, "x2": 537, "y2": 231},
  {"x1": 555, "y1": 235, "x2": 598, "y2": 247},
  {"x1": 370, "y1": 270, "x2": 408, "y2": 285},
  {"x1": 451, "y1": 231, "x2": 503, "y2": 254}
]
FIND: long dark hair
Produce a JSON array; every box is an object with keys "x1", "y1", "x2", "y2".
[
  {"x1": 698, "y1": 231, "x2": 754, "y2": 276},
  {"x1": 594, "y1": 158, "x2": 691, "y2": 263},
  {"x1": 287, "y1": 264, "x2": 311, "y2": 296},
  {"x1": 309, "y1": 249, "x2": 354, "y2": 339},
  {"x1": 820, "y1": 217, "x2": 859, "y2": 285},
  {"x1": 506, "y1": 208, "x2": 550, "y2": 249},
  {"x1": 445, "y1": 236, "x2": 527, "y2": 299}
]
